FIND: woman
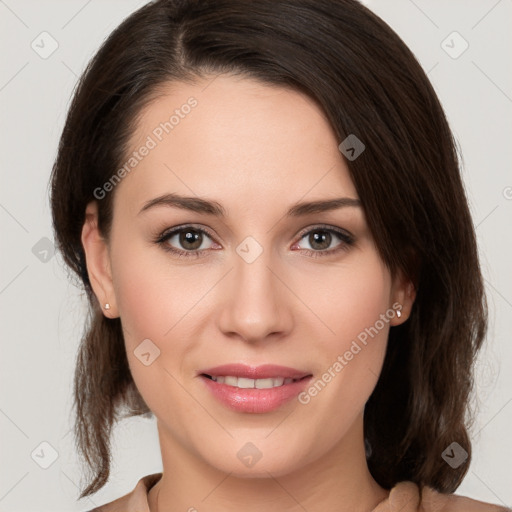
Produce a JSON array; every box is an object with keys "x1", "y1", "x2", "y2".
[{"x1": 50, "y1": 0, "x2": 509, "y2": 511}]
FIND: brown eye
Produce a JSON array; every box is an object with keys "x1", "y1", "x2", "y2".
[
  {"x1": 158, "y1": 226, "x2": 216, "y2": 255},
  {"x1": 308, "y1": 230, "x2": 332, "y2": 251},
  {"x1": 179, "y1": 230, "x2": 204, "y2": 250},
  {"x1": 292, "y1": 225, "x2": 355, "y2": 258}
]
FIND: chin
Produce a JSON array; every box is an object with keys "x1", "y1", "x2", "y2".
[
  {"x1": 216, "y1": 460, "x2": 300, "y2": 479},
  {"x1": 199, "y1": 442, "x2": 303, "y2": 479}
]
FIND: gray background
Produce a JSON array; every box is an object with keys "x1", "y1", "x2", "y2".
[{"x1": 0, "y1": 0, "x2": 511, "y2": 510}]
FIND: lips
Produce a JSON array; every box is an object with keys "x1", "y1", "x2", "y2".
[
  {"x1": 199, "y1": 363, "x2": 311, "y2": 381},
  {"x1": 198, "y1": 365, "x2": 313, "y2": 413}
]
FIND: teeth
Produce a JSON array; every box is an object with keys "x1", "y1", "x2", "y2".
[
  {"x1": 224, "y1": 376, "x2": 238, "y2": 387},
  {"x1": 210, "y1": 376, "x2": 297, "y2": 388}
]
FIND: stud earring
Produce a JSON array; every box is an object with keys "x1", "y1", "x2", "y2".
[
  {"x1": 396, "y1": 309, "x2": 402, "y2": 318},
  {"x1": 104, "y1": 303, "x2": 111, "y2": 310}
]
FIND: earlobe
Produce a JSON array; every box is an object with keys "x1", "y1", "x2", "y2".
[
  {"x1": 81, "y1": 201, "x2": 118, "y2": 317},
  {"x1": 390, "y1": 272, "x2": 416, "y2": 326}
]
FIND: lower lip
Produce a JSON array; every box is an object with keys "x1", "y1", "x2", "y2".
[{"x1": 199, "y1": 375, "x2": 312, "y2": 413}]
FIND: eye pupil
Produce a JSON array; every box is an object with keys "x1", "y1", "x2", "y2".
[
  {"x1": 180, "y1": 230, "x2": 202, "y2": 250},
  {"x1": 310, "y1": 230, "x2": 331, "y2": 250}
]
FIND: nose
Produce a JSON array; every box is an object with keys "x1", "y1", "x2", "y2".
[{"x1": 217, "y1": 246, "x2": 294, "y2": 344}]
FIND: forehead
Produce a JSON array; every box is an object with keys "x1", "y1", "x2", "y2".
[{"x1": 117, "y1": 74, "x2": 358, "y2": 213}]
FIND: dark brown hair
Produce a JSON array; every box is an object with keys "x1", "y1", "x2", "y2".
[{"x1": 50, "y1": 0, "x2": 487, "y2": 499}]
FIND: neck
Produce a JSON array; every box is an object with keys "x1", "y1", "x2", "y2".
[{"x1": 148, "y1": 412, "x2": 388, "y2": 512}]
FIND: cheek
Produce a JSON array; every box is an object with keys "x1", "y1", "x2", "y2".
[
  {"x1": 111, "y1": 254, "x2": 166, "y2": 345},
  {"x1": 109, "y1": 228, "x2": 189, "y2": 345},
  {"x1": 108, "y1": 227, "x2": 209, "y2": 393},
  {"x1": 316, "y1": 252, "x2": 392, "y2": 346},
  {"x1": 299, "y1": 252, "x2": 393, "y2": 413},
  {"x1": 109, "y1": 238, "x2": 192, "y2": 416}
]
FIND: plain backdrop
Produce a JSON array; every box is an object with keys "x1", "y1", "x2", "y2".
[{"x1": 0, "y1": 1, "x2": 511, "y2": 510}]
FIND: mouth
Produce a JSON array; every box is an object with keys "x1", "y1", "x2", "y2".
[
  {"x1": 198, "y1": 364, "x2": 313, "y2": 413},
  {"x1": 200, "y1": 373, "x2": 310, "y2": 389}
]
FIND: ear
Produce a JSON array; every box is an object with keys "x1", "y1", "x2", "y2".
[
  {"x1": 81, "y1": 201, "x2": 118, "y2": 318},
  {"x1": 389, "y1": 268, "x2": 416, "y2": 326}
]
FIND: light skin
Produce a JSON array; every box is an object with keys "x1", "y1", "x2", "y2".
[{"x1": 81, "y1": 74, "x2": 415, "y2": 512}]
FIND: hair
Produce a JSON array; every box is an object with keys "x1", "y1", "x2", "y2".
[{"x1": 50, "y1": 0, "x2": 487, "y2": 500}]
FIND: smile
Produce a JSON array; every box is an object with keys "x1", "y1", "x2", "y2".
[
  {"x1": 198, "y1": 363, "x2": 313, "y2": 413},
  {"x1": 203, "y1": 375, "x2": 306, "y2": 388}
]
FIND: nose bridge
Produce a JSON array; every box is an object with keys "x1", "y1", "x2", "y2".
[{"x1": 218, "y1": 237, "x2": 292, "y2": 342}]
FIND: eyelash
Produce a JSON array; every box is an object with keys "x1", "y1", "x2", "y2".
[{"x1": 154, "y1": 224, "x2": 355, "y2": 259}]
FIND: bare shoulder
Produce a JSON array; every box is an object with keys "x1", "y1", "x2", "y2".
[{"x1": 421, "y1": 485, "x2": 511, "y2": 512}]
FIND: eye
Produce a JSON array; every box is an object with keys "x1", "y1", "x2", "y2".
[
  {"x1": 292, "y1": 225, "x2": 354, "y2": 257},
  {"x1": 154, "y1": 224, "x2": 354, "y2": 259},
  {"x1": 155, "y1": 225, "x2": 219, "y2": 258}
]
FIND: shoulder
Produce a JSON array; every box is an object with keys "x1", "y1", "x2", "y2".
[
  {"x1": 420, "y1": 483, "x2": 510, "y2": 512},
  {"x1": 86, "y1": 473, "x2": 162, "y2": 512},
  {"x1": 383, "y1": 482, "x2": 512, "y2": 512},
  {"x1": 374, "y1": 481, "x2": 509, "y2": 512}
]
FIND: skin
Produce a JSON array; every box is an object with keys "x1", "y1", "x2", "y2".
[{"x1": 81, "y1": 74, "x2": 415, "y2": 512}]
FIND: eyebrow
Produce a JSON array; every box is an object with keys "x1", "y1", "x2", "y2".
[{"x1": 138, "y1": 192, "x2": 361, "y2": 217}]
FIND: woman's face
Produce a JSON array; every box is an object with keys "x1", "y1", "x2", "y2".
[{"x1": 83, "y1": 74, "x2": 411, "y2": 477}]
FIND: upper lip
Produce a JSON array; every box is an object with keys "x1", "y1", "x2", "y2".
[{"x1": 199, "y1": 364, "x2": 312, "y2": 380}]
